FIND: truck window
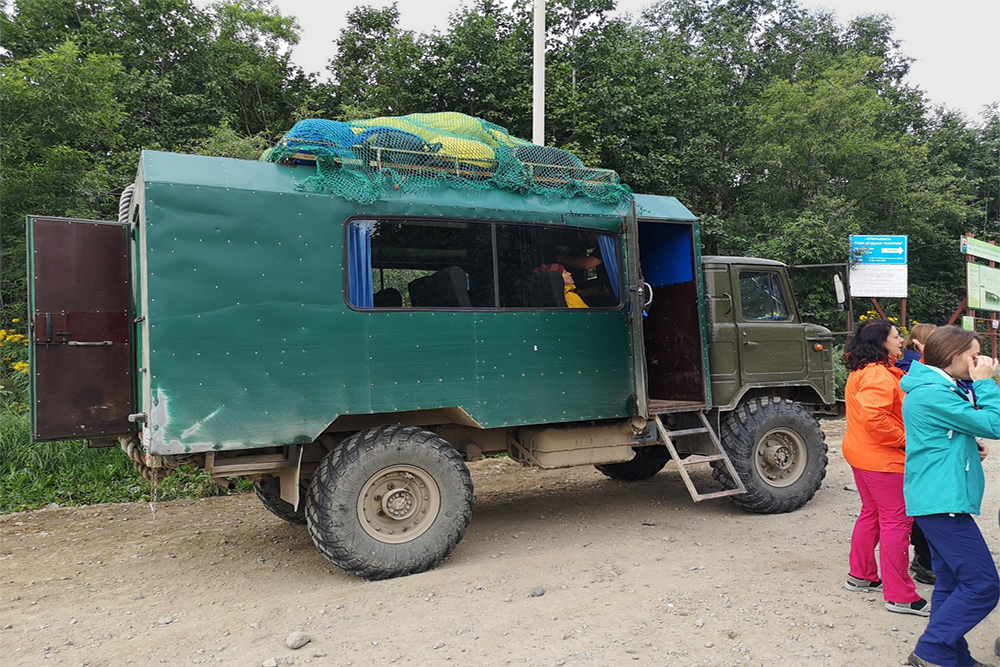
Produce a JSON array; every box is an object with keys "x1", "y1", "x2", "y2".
[
  {"x1": 347, "y1": 219, "x2": 620, "y2": 310},
  {"x1": 496, "y1": 224, "x2": 621, "y2": 309},
  {"x1": 347, "y1": 218, "x2": 495, "y2": 308},
  {"x1": 738, "y1": 270, "x2": 791, "y2": 321}
]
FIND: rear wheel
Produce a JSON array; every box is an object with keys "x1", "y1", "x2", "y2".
[
  {"x1": 305, "y1": 425, "x2": 474, "y2": 580},
  {"x1": 711, "y1": 398, "x2": 827, "y2": 513},
  {"x1": 595, "y1": 446, "x2": 670, "y2": 481},
  {"x1": 254, "y1": 476, "x2": 306, "y2": 525}
]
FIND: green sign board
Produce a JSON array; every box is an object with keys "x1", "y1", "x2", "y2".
[
  {"x1": 962, "y1": 316, "x2": 975, "y2": 331},
  {"x1": 967, "y1": 262, "x2": 1000, "y2": 310},
  {"x1": 961, "y1": 236, "x2": 1000, "y2": 264}
]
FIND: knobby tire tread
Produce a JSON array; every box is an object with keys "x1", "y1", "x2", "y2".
[
  {"x1": 254, "y1": 478, "x2": 307, "y2": 525},
  {"x1": 595, "y1": 446, "x2": 670, "y2": 481},
  {"x1": 305, "y1": 424, "x2": 474, "y2": 580},
  {"x1": 711, "y1": 397, "x2": 828, "y2": 514}
]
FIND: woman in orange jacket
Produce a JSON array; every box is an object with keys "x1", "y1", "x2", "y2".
[{"x1": 842, "y1": 319, "x2": 928, "y2": 616}]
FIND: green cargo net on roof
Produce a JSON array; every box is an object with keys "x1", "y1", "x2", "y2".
[{"x1": 261, "y1": 112, "x2": 631, "y2": 205}]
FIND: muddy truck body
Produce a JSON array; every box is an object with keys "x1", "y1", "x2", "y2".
[{"x1": 28, "y1": 150, "x2": 835, "y2": 579}]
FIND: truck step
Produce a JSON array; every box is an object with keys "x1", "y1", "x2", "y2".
[
  {"x1": 661, "y1": 427, "x2": 708, "y2": 439},
  {"x1": 653, "y1": 413, "x2": 747, "y2": 502}
]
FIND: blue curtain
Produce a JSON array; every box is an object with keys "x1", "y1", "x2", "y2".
[
  {"x1": 598, "y1": 234, "x2": 621, "y2": 300},
  {"x1": 348, "y1": 220, "x2": 374, "y2": 308}
]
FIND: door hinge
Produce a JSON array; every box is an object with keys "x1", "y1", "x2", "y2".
[
  {"x1": 127, "y1": 413, "x2": 146, "y2": 424},
  {"x1": 134, "y1": 316, "x2": 145, "y2": 323}
]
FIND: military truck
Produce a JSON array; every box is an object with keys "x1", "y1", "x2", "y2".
[{"x1": 28, "y1": 144, "x2": 834, "y2": 580}]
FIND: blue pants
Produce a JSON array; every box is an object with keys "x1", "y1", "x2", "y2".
[{"x1": 913, "y1": 513, "x2": 999, "y2": 666}]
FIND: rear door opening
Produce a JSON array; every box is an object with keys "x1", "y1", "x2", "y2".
[{"x1": 638, "y1": 219, "x2": 708, "y2": 413}]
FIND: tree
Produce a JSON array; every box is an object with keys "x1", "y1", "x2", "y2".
[{"x1": 0, "y1": 41, "x2": 126, "y2": 318}]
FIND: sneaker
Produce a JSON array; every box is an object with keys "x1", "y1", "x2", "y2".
[
  {"x1": 907, "y1": 653, "x2": 991, "y2": 667},
  {"x1": 910, "y1": 559, "x2": 937, "y2": 585},
  {"x1": 844, "y1": 575, "x2": 883, "y2": 592},
  {"x1": 886, "y1": 598, "x2": 930, "y2": 617}
]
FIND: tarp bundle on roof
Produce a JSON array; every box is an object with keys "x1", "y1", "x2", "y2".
[{"x1": 261, "y1": 112, "x2": 631, "y2": 205}]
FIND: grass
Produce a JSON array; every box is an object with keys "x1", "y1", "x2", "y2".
[{"x1": 0, "y1": 409, "x2": 249, "y2": 514}]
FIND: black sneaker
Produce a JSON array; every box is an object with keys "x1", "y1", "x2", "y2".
[
  {"x1": 886, "y1": 598, "x2": 930, "y2": 617},
  {"x1": 910, "y1": 560, "x2": 937, "y2": 585},
  {"x1": 843, "y1": 575, "x2": 882, "y2": 592},
  {"x1": 907, "y1": 652, "x2": 990, "y2": 667}
]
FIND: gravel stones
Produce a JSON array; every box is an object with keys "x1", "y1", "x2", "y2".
[{"x1": 285, "y1": 631, "x2": 311, "y2": 649}]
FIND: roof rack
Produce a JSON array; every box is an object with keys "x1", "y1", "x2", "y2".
[{"x1": 275, "y1": 139, "x2": 620, "y2": 188}]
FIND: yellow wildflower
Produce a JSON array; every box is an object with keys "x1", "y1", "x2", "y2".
[{"x1": 10, "y1": 318, "x2": 19, "y2": 323}]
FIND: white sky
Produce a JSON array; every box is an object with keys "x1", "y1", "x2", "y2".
[{"x1": 266, "y1": 0, "x2": 999, "y2": 122}]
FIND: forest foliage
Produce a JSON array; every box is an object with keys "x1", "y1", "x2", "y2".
[{"x1": 1, "y1": 0, "x2": 997, "y2": 333}]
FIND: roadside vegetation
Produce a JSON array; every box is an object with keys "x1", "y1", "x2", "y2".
[{"x1": 0, "y1": 328, "x2": 247, "y2": 513}]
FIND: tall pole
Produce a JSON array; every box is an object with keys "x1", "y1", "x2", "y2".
[{"x1": 532, "y1": 0, "x2": 545, "y2": 145}]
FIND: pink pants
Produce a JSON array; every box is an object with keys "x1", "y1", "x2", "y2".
[{"x1": 849, "y1": 467, "x2": 920, "y2": 603}]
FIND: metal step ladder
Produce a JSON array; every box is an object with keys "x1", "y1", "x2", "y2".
[{"x1": 652, "y1": 412, "x2": 747, "y2": 502}]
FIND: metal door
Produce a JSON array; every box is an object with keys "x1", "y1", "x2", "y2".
[
  {"x1": 27, "y1": 217, "x2": 135, "y2": 441},
  {"x1": 733, "y1": 266, "x2": 807, "y2": 384},
  {"x1": 622, "y1": 201, "x2": 649, "y2": 418}
]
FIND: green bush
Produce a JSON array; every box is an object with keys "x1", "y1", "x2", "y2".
[{"x1": 833, "y1": 342, "x2": 848, "y2": 400}]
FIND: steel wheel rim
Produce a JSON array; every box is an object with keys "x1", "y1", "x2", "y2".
[
  {"x1": 754, "y1": 427, "x2": 807, "y2": 488},
  {"x1": 357, "y1": 465, "x2": 441, "y2": 544}
]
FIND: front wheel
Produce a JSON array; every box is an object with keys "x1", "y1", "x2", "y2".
[
  {"x1": 711, "y1": 398, "x2": 827, "y2": 513},
  {"x1": 305, "y1": 425, "x2": 474, "y2": 580}
]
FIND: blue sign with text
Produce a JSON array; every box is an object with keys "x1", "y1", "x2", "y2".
[{"x1": 850, "y1": 235, "x2": 908, "y2": 265}]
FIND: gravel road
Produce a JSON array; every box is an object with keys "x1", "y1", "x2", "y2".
[{"x1": 2, "y1": 419, "x2": 998, "y2": 667}]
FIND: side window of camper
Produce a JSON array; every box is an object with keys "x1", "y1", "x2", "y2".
[
  {"x1": 347, "y1": 219, "x2": 495, "y2": 309},
  {"x1": 738, "y1": 270, "x2": 791, "y2": 321},
  {"x1": 347, "y1": 218, "x2": 621, "y2": 310},
  {"x1": 495, "y1": 225, "x2": 621, "y2": 309}
]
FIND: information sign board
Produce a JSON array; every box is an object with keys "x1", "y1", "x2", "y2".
[
  {"x1": 849, "y1": 235, "x2": 908, "y2": 298},
  {"x1": 961, "y1": 236, "x2": 1000, "y2": 264},
  {"x1": 967, "y1": 262, "x2": 1000, "y2": 310}
]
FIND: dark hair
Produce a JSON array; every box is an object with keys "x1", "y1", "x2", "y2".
[
  {"x1": 923, "y1": 326, "x2": 982, "y2": 369},
  {"x1": 845, "y1": 319, "x2": 895, "y2": 371}
]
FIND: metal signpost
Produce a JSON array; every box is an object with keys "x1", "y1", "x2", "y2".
[{"x1": 849, "y1": 235, "x2": 908, "y2": 324}]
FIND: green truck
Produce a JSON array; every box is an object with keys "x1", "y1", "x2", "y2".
[{"x1": 28, "y1": 149, "x2": 835, "y2": 580}]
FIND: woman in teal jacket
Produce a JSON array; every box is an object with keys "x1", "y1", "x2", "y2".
[{"x1": 900, "y1": 326, "x2": 1000, "y2": 667}]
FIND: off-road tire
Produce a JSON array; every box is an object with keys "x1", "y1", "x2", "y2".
[
  {"x1": 305, "y1": 424, "x2": 474, "y2": 580},
  {"x1": 253, "y1": 477, "x2": 306, "y2": 525},
  {"x1": 711, "y1": 397, "x2": 827, "y2": 514},
  {"x1": 595, "y1": 446, "x2": 670, "y2": 481}
]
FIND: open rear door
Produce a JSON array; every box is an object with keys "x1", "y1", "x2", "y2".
[
  {"x1": 27, "y1": 217, "x2": 135, "y2": 441},
  {"x1": 623, "y1": 201, "x2": 649, "y2": 418}
]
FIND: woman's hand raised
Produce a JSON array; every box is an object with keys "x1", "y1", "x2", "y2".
[{"x1": 968, "y1": 355, "x2": 999, "y2": 381}]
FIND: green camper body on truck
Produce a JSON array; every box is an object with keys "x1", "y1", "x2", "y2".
[
  {"x1": 28, "y1": 149, "x2": 835, "y2": 580},
  {"x1": 132, "y1": 151, "x2": 661, "y2": 455}
]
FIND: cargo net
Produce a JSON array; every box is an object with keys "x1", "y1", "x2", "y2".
[{"x1": 261, "y1": 112, "x2": 631, "y2": 205}]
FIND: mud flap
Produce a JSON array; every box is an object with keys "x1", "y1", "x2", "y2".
[{"x1": 278, "y1": 446, "x2": 305, "y2": 510}]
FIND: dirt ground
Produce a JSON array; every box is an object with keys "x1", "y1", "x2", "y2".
[{"x1": 1, "y1": 420, "x2": 998, "y2": 667}]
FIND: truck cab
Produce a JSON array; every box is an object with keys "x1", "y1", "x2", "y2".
[{"x1": 703, "y1": 256, "x2": 835, "y2": 412}]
